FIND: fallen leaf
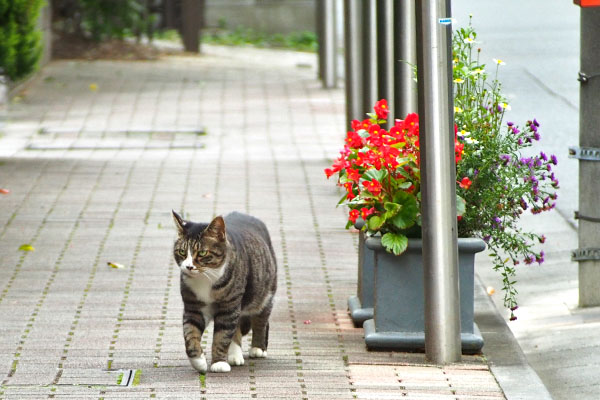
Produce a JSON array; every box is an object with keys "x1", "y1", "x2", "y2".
[
  {"x1": 107, "y1": 262, "x2": 125, "y2": 269},
  {"x1": 303, "y1": 320, "x2": 312, "y2": 325},
  {"x1": 18, "y1": 244, "x2": 35, "y2": 252},
  {"x1": 0, "y1": 188, "x2": 10, "y2": 195},
  {"x1": 89, "y1": 83, "x2": 98, "y2": 91},
  {"x1": 486, "y1": 286, "x2": 495, "y2": 296}
]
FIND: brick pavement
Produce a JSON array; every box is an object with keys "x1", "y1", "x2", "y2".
[{"x1": 0, "y1": 47, "x2": 506, "y2": 399}]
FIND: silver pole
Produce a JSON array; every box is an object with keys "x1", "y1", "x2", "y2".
[
  {"x1": 394, "y1": 0, "x2": 418, "y2": 117},
  {"x1": 323, "y1": 0, "x2": 338, "y2": 88},
  {"x1": 416, "y1": 0, "x2": 461, "y2": 364},
  {"x1": 362, "y1": 0, "x2": 378, "y2": 112},
  {"x1": 578, "y1": 7, "x2": 600, "y2": 306},
  {"x1": 344, "y1": 0, "x2": 363, "y2": 128},
  {"x1": 377, "y1": 0, "x2": 395, "y2": 127}
]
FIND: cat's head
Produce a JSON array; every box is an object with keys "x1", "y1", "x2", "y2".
[{"x1": 172, "y1": 210, "x2": 227, "y2": 277}]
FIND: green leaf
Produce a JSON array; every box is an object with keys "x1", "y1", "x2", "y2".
[
  {"x1": 107, "y1": 262, "x2": 125, "y2": 269},
  {"x1": 383, "y1": 202, "x2": 401, "y2": 216},
  {"x1": 389, "y1": 191, "x2": 419, "y2": 230},
  {"x1": 456, "y1": 195, "x2": 466, "y2": 216},
  {"x1": 363, "y1": 168, "x2": 387, "y2": 183},
  {"x1": 381, "y1": 232, "x2": 408, "y2": 255},
  {"x1": 367, "y1": 215, "x2": 386, "y2": 231},
  {"x1": 18, "y1": 244, "x2": 34, "y2": 252}
]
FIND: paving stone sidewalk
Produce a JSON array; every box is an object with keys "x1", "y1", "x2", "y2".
[{"x1": 0, "y1": 47, "x2": 506, "y2": 399}]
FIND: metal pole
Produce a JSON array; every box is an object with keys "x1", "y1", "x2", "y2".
[
  {"x1": 415, "y1": 0, "x2": 461, "y2": 364},
  {"x1": 316, "y1": 0, "x2": 325, "y2": 80},
  {"x1": 362, "y1": 0, "x2": 378, "y2": 112},
  {"x1": 344, "y1": 0, "x2": 364, "y2": 128},
  {"x1": 377, "y1": 0, "x2": 395, "y2": 127},
  {"x1": 322, "y1": 0, "x2": 338, "y2": 88},
  {"x1": 578, "y1": 6, "x2": 600, "y2": 306},
  {"x1": 394, "y1": 0, "x2": 418, "y2": 117}
]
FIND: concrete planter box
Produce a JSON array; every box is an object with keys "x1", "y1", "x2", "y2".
[
  {"x1": 363, "y1": 236, "x2": 485, "y2": 354},
  {"x1": 347, "y1": 227, "x2": 375, "y2": 326}
]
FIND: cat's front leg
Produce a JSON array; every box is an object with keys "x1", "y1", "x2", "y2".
[
  {"x1": 210, "y1": 308, "x2": 240, "y2": 373},
  {"x1": 183, "y1": 313, "x2": 207, "y2": 373}
]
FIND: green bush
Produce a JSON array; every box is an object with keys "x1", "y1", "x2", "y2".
[
  {"x1": 79, "y1": 0, "x2": 156, "y2": 42},
  {"x1": 0, "y1": 0, "x2": 44, "y2": 81}
]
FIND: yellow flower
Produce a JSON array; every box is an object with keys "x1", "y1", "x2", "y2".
[
  {"x1": 454, "y1": 106, "x2": 463, "y2": 113},
  {"x1": 453, "y1": 78, "x2": 464, "y2": 84},
  {"x1": 89, "y1": 83, "x2": 98, "y2": 91}
]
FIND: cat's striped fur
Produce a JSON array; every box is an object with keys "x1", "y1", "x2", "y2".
[{"x1": 172, "y1": 211, "x2": 277, "y2": 373}]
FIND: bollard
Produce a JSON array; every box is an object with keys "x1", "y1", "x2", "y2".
[
  {"x1": 416, "y1": 0, "x2": 462, "y2": 364},
  {"x1": 344, "y1": 0, "x2": 364, "y2": 128},
  {"x1": 394, "y1": 0, "x2": 419, "y2": 117}
]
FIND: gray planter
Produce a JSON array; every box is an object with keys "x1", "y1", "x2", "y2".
[
  {"x1": 348, "y1": 226, "x2": 375, "y2": 326},
  {"x1": 363, "y1": 237, "x2": 485, "y2": 354}
]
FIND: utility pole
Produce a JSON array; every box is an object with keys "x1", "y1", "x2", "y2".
[
  {"x1": 573, "y1": 2, "x2": 600, "y2": 306},
  {"x1": 416, "y1": 0, "x2": 462, "y2": 363}
]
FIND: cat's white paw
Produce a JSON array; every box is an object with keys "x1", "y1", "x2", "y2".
[
  {"x1": 227, "y1": 342, "x2": 245, "y2": 366},
  {"x1": 189, "y1": 354, "x2": 207, "y2": 373},
  {"x1": 249, "y1": 347, "x2": 267, "y2": 358},
  {"x1": 210, "y1": 361, "x2": 231, "y2": 373}
]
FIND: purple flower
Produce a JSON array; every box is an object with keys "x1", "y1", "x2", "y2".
[
  {"x1": 500, "y1": 154, "x2": 511, "y2": 164},
  {"x1": 474, "y1": 169, "x2": 479, "y2": 176},
  {"x1": 533, "y1": 132, "x2": 541, "y2": 141},
  {"x1": 483, "y1": 235, "x2": 491, "y2": 242},
  {"x1": 513, "y1": 127, "x2": 520, "y2": 135},
  {"x1": 533, "y1": 118, "x2": 540, "y2": 127},
  {"x1": 507, "y1": 121, "x2": 514, "y2": 127},
  {"x1": 551, "y1": 154, "x2": 558, "y2": 165},
  {"x1": 540, "y1": 151, "x2": 548, "y2": 161},
  {"x1": 518, "y1": 138, "x2": 523, "y2": 145},
  {"x1": 520, "y1": 198, "x2": 528, "y2": 210}
]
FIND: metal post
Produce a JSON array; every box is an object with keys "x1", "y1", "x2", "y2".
[
  {"x1": 344, "y1": 0, "x2": 364, "y2": 128},
  {"x1": 377, "y1": 0, "x2": 395, "y2": 127},
  {"x1": 316, "y1": 0, "x2": 325, "y2": 80},
  {"x1": 180, "y1": 0, "x2": 203, "y2": 53},
  {"x1": 578, "y1": 6, "x2": 600, "y2": 306},
  {"x1": 415, "y1": 0, "x2": 461, "y2": 364},
  {"x1": 322, "y1": 0, "x2": 338, "y2": 88},
  {"x1": 362, "y1": 0, "x2": 378, "y2": 112},
  {"x1": 394, "y1": 0, "x2": 418, "y2": 117}
]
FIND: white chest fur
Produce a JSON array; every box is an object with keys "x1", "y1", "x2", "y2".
[{"x1": 182, "y1": 262, "x2": 227, "y2": 321}]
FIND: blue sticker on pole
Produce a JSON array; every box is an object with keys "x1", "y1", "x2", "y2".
[{"x1": 438, "y1": 18, "x2": 454, "y2": 25}]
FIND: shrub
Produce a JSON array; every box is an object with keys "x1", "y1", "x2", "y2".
[{"x1": 0, "y1": 0, "x2": 44, "y2": 81}]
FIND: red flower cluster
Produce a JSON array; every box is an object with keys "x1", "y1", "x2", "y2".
[{"x1": 325, "y1": 100, "x2": 468, "y2": 226}]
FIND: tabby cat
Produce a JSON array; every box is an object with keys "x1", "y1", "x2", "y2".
[{"x1": 172, "y1": 211, "x2": 277, "y2": 373}]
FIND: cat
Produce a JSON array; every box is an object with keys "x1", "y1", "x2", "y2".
[{"x1": 172, "y1": 210, "x2": 277, "y2": 373}]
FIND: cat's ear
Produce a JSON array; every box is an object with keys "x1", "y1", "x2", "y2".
[
  {"x1": 172, "y1": 210, "x2": 186, "y2": 235},
  {"x1": 206, "y1": 215, "x2": 226, "y2": 241}
]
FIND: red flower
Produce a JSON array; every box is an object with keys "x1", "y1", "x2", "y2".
[
  {"x1": 374, "y1": 99, "x2": 389, "y2": 120},
  {"x1": 343, "y1": 182, "x2": 356, "y2": 200},
  {"x1": 324, "y1": 156, "x2": 350, "y2": 178},
  {"x1": 362, "y1": 179, "x2": 382, "y2": 196},
  {"x1": 458, "y1": 177, "x2": 472, "y2": 189},
  {"x1": 346, "y1": 131, "x2": 364, "y2": 149},
  {"x1": 360, "y1": 207, "x2": 376, "y2": 220},
  {"x1": 348, "y1": 209, "x2": 360, "y2": 224},
  {"x1": 346, "y1": 168, "x2": 360, "y2": 182},
  {"x1": 455, "y1": 141, "x2": 464, "y2": 163}
]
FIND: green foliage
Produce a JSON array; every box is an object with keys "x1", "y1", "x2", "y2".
[
  {"x1": 79, "y1": 0, "x2": 156, "y2": 42},
  {"x1": 0, "y1": 0, "x2": 44, "y2": 81},
  {"x1": 381, "y1": 232, "x2": 408, "y2": 256},
  {"x1": 202, "y1": 26, "x2": 317, "y2": 53}
]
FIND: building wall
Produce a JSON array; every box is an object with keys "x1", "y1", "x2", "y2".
[{"x1": 206, "y1": 0, "x2": 316, "y2": 35}]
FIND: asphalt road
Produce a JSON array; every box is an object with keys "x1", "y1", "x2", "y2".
[{"x1": 451, "y1": 0, "x2": 580, "y2": 225}]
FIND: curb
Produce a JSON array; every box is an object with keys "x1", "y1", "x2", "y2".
[{"x1": 475, "y1": 275, "x2": 553, "y2": 400}]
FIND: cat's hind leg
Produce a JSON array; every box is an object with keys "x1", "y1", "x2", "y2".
[{"x1": 249, "y1": 304, "x2": 272, "y2": 358}]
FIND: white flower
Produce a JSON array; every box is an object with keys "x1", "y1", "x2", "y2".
[
  {"x1": 464, "y1": 137, "x2": 479, "y2": 145},
  {"x1": 453, "y1": 78, "x2": 464, "y2": 84},
  {"x1": 493, "y1": 58, "x2": 506, "y2": 66},
  {"x1": 464, "y1": 37, "x2": 475, "y2": 44}
]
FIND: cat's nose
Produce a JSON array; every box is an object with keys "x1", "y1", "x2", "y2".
[{"x1": 186, "y1": 266, "x2": 194, "y2": 271}]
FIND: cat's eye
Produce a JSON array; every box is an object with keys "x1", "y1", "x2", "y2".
[
  {"x1": 178, "y1": 249, "x2": 186, "y2": 257},
  {"x1": 198, "y1": 250, "x2": 208, "y2": 257}
]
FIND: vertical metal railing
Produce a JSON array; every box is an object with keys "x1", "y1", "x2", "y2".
[
  {"x1": 318, "y1": 0, "x2": 338, "y2": 89},
  {"x1": 394, "y1": 0, "x2": 418, "y2": 118},
  {"x1": 416, "y1": 0, "x2": 462, "y2": 364},
  {"x1": 377, "y1": 0, "x2": 395, "y2": 128},
  {"x1": 343, "y1": 0, "x2": 363, "y2": 128}
]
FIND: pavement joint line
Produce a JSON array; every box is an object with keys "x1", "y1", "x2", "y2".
[
  {"x1": 265, "y1": 77, "x2": 308, "y2": 400},
  {"x1": 106, "y1": 143, "x2": 172, "y2": 372},
  {"x1": 151, "y1": 128, "x2": 199, "y2": 371},
  {"x1": 284, "y1": 78, "x2": 355, "y2": 398},
  {"x1": 52, "y1": 157, "x2": 138, "y2": 382},
  {"x1": 0, "y1": 158, "x2": 81, "y2": 306},
  {"x1": 210, "y1": 73, "x2": 226, "y2": 220},
  {"x1": 0, "y1": 157, "x2": 52, "y2": 242},
  {"x1": 2, "y1": 157, "x2": 108, "y2": 385}
]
